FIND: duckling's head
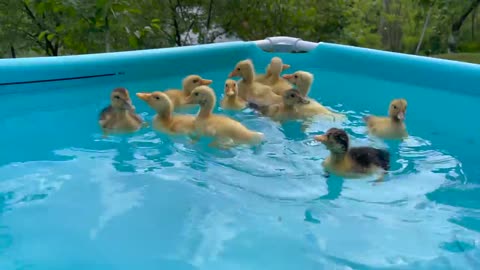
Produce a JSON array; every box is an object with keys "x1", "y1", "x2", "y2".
[
  {"x1": 388, "y1": 98, "x2": 407, "y2": 121},
  {"x1": 182, "y1": 75, "x2": 213, "y2": 94},
  {"x1": 282, "y1": 71, "x2": 314, "y2": 95},
  {"x1": 136, "y1": 91, "x2": 173, "y2": 113},
  {"x1": 110, "y1": 87, "x2": 134, "y2": 110},
  {"x1": 186, "y1": 85, "x2": 216, "y2": 106},
  {"x1": 267, "y1": 57, "x2": 290, "y2": 76},
  {"x1": 224, "y1": 79, "x2": 238, "y2": 97},
  {"x1": 283, "y1": 89, "x2": 310, "y2": 106},
  {"x1": 314, "y1": 128, "x2": 349, "y2": 154},
  {"x1": 228, "y1": 59, "x2": 254, "y2": 78}
]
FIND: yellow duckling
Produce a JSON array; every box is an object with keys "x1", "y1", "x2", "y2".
[
  {"x1": 255, "y1": 57, "x2": 292, "y2": 95},
  {"x1": 363, "y1": 99, "x2": 408, "y2": 139},
  {"x1": 258, "y1": 88, "x2": 310, "y2": 122},
  {"x1": 163, "y1": 74, "x2": 213, "y2": 110},
  {"x1": 228, "y1": 59, "x2": 283, "y2": 107},
  {"x1": 220, "y1": 79, "x2": 247, "y2": 111},
  {"x1": 283, "y1": 71, "x2": 345, "y2": 120},
  {"x1": 314, "y1": 128, "x2": 390, "y2": 181},
  {"x1": 136, "y1": 91, "x2": 195, "y2": 136},
  {"x1": 185, "y1": 85, "x2": 264, "y2": 149},
  {"x1": 99, "y1": 87, "x2": 144, "y2": 135}
]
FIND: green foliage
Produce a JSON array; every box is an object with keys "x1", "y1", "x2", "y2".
[{"x1": 0, "y1": 0, "x2": 479, "y2": 58}]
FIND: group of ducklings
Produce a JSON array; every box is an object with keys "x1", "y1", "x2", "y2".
[{"x1": 99, "y1": 56, "x2": 408, "y2": 181}]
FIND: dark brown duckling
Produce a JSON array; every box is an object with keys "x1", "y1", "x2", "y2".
[
  {"x1": 99, "y1": 87, "x2": 145, "y2": 135},
  {"x1": 314, "y1": 128, "x2": 390, "y2": 181}
]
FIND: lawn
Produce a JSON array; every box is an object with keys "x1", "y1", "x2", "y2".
[{"x1": 433, "y1": 53, "x2": 480, "y2": 65}]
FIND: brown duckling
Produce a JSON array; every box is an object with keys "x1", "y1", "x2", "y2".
[
  {"x1": 136, "y1": 92, "x2": 195, "y2": 136},
  {"x1": 228, "y1": 59, "x2": 283, "y2": 107},
  {"x1": 99, "y1": 87, "x2": 144, "y2": 135},
  {"x1": 220, "y1": 79, "x2": 247, "y2": 111},
  {"x1": 163, "y1": 74, "x2": 213, "y2": 110},
  {"x1": 255, "y1": 57, "x2": 292, "y2": 95},
  {"x1": 314, "y1": 128, "x2": 390, "y2": 180},
  {"x1": 363, "y1": 99, "x2": 408, "y2": 139},
  {"x1": 185, "y1": 85, "x2": 264, "y2": 149}
]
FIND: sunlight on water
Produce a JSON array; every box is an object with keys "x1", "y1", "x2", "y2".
[{"x1": 0, "y1": 68, "x2": 479, "y2": 270}]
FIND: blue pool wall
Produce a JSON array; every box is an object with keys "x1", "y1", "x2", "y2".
[{"x1": 0, "y1": 41, "x2": 479, "y2": 180}]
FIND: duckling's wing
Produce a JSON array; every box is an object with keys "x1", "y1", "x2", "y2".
[
  {"x1": 99, "y1": 105, "x2": 113, "y2": 120},
  {"x1": 348, "y1": 147, "x2": 390, "y2": 171},
  {"x1": 128, "y1": 110, "x2": 144, "y2": 124}
]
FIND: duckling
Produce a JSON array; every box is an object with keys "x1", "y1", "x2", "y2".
[
  {"x1": 255, "y1": 58, "x2": 290, "y2": 85},
  {"x1": 185, "y1": 85, "x2": 264, "y2": 149},
  {"x1": 163, "y1": 75, "x2": 213, "y2": 110},
  {"x1": 99, "y1": 87, "x2": 144, "y2": 135},
  {"x1": 363, "y1": 99, "x2": 408, "y2": 139},
  {"x1": 283, "y1": 71, "x2": 345, "y2": 120},
  {"x1": 136, "y1": 91, "x2": 195, "y2": 136},
  {"x1": 314, "y1": 128, "x2": 390, "y2": 181},
  {"x1": 258, "y1": 88, "x2": 310, "y2": 122},
  {"x1": 255, "y1": 57, "x2": 292, "y2": 95},
  {"x1": 220, "y1": 79, "x2": 247, "y2": 110},
  {"x1": 228, "y1": 59, "x2": 283, "y2": 107}
]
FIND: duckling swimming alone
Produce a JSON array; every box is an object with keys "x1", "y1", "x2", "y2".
[
  {"x1": 364, "y1": 98, "x2": 408, "y2": 139},
  {"x1": 99, "y1": 87, "x2": 144, "y2": 135},
  {"x1": 186, "y1": 85, "x2": 264, "y2": 149},
  {"x1": 314, "y1": 128, "x2": 390, "y2": 180},
  {"x1": 229, "y1": 59, "x2": 283, "y2": 107},
  {"x1": 163, "y1": 75, "x2": 213, "y2": 110},
  {"x1": 136, "y1": 91, "x2": 195, "y2": 136},
  {"x1": 220, "y1": 79, "x2": 247, "y2": 111}
]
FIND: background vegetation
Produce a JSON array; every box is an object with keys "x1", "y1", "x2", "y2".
[{"x1": 0, "y1": 0, "x2": 479, "y2": 63}]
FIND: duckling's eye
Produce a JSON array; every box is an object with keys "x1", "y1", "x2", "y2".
[
  {"x1": 193, "y1": 79, "x2": 199, "y2": 83},
  {"x1": 225, "y1": 84, "x2": 228, "y2": 87},
  {"x1": 290, "y1": 93, "x2": 296, "y2": 98},
  {"x1": 294, "y1": 75, "x2": 298, "y2": 79},
  {"x1": 194, "y1": 92, "x2": 199, "y2": 96},
  {"x1": 114, "y1": 95, "x2": 120, "y2": 99},
  {"x1": 393, "y1": 105, "x2": 397, "y2": 109},
  {"x1": 155, "y1": 96, "x2": 160, "y2": 100},
  {"x1": 236, "y1": 68, "x2": 240, "y2": 71}
]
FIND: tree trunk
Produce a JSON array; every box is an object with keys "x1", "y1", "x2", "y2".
[
  {"x1": 448, "y1": 0, "x2": 480, "y2": 53},
  {"x1": 415, "y1": 2, "x2": 434, "y2": 55},
  {"x1": 105, "y1": 15, "x2": 111, "y2": 52},
  {"x1": 204, "y1": 0, "x2": 214, "y2": 43},
  {"x1": 10, "y1": 45, "x2": 16, "y2": 58},
  {"x1": 380, "y1": 0, "x2": 403, "y2": 52}
]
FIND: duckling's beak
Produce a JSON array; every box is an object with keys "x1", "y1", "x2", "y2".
[
  {"x1": 299, "y1": 96, "x2": 310, "y2": 104},
  {"x1": 314, "y1": 135, "x2": 328, "y2": 143},
  {"x1": 122, "y1": 98, "x2": 135, "y2": 110},
  {"x1": 397, "y1": 111, "x2": 405, "y2": 120},
  {"x1": 228, "y1": 70, "x2": 238, "y2": 78},
  {"x1": 282, "y1": 74, "x2": 294, "y2": 81},
  {"x1": 136, "y1": 92, "x2": 151, "y2": 102},
  {"x1": 200, "y1": 79, "x2": 213, "y2": 85},
  {"x1": 225, "y1": 87, "x2": 235, "y2": 96},
  {"x1": 282, "y1": 64, "x2": 291, "y2": 70}
]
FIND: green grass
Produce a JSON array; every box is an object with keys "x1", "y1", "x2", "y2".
[{"x1": 433, "y1": 53, "x2": 480, "y2": 65}]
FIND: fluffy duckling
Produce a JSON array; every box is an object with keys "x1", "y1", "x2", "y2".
[
  {"x1": 136, "y1": 91, "x2": 195, "y2": 136},
  {"x1": 283, "y1": 71, "x2": 345, "y2": 120},
  {"x1": 259, "y1": 88, "x2": 310, "y2": 122},
  {"x1": 314, "y1": 128, "x2": 390, "y2": 180},
  {"x1": 99, "y1": 87, "x2": 144, "y2": 134},
  {"x1": 255, "y1": 57, "x2": 292, "y2": 95},
  {"x1": 185, "y1": 85, "x2": 264, "y2": 149},
  {"x1": 163, "y1": 75, "x2": 213, "y2": 110},
  {"x1": 228, "y1": 59, "x2": 283, "y2": 107},
  {"x1": 220, "y1": 79, "x2": 247, "y2": 110},
  {"x1": 363, "y1": 99, "x2": 408, "y2": 139}
]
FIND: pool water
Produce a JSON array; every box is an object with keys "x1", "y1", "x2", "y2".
[{"x1": 0, "y1": 67, "x2": 479, "y2": 270}]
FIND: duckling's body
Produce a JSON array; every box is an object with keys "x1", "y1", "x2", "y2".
[
  {"x1": 229, "y1": 59, "x2": 283, "y2": 107},
  {"x1": 186, "y1": 86, "x2": 264, "y2": 148},
  {"x1": 162, "y1": 75, "x2": 213, "y2": 110},
  {"x1": 99, "y1": 87, "x2": 144, "y2": 134},
  {"x1": 255, "y1": 57, "x2": 292, "y2": 95},
  {"x1": 220, "y1": 79, "x2": 246, "y2": 111},
  {"x1": 283, "y1": 71, "x2": 345, "y2": 120},
  {"x1": 315, "y1": 128, "x2": 390, "y2": 180},
  {"x1": 136, "y1": 92, "x2": 195, "y2": 136},
  {"x1": 364, "y1": 99, "x2": 408, "y2": 139}
]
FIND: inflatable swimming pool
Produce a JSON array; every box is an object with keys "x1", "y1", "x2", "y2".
[{"x1": 0, "y1": 36, "x2": 479, "y2": 269}]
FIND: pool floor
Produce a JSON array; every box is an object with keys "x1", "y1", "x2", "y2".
[{"x1": 0, "y1": 68, "x2": 479, "y2": 270}]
